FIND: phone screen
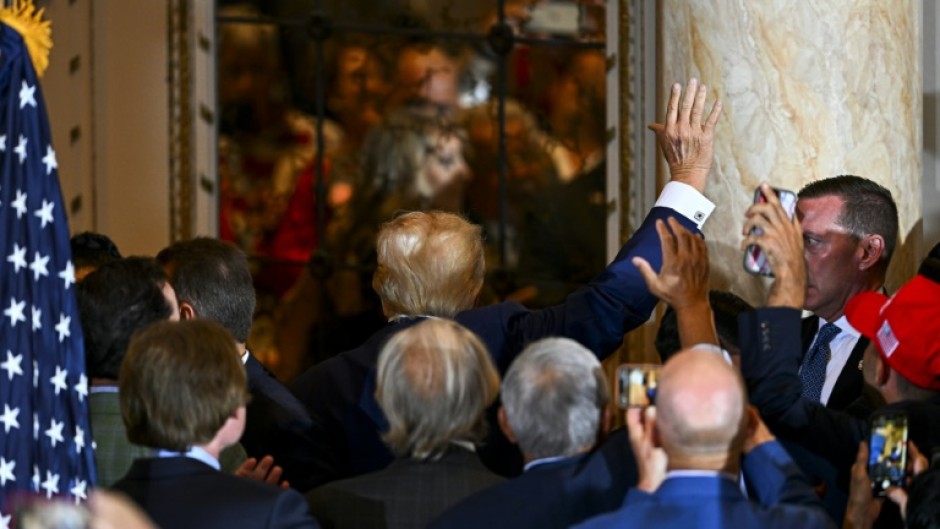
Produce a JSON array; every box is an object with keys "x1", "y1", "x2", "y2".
[
  {"x1": 743, "y1": 187, "x2": 798, "y2": 277},
  {"x1": 868, "y1": 412, "x2": 908, "y2": 496},
  {"x1": 616, "y1": 364, "x2": 661, "y2": 409}
]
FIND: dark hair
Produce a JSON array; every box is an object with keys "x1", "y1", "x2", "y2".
[
  {"x1": 798, "y1": 175, "x2": 899, "y2": 266},
  {"x1": 907, "y1": 468, "x2": 940, "y2": 529},
  {"x1": 70, "y1": 232, "x2": 122, "y2": 270},
  {"x1": 156, "y1": 238, "x2": 255, "y2": 343},
  {"x1": 77, "y1": 257, "x2": 172, "y2": 379},
  {"x1": 121, "y1": 320, "x2": 248, "y2": 451},
  {"x1": 655, "y1": 291, "x2": 754, "y2": 362}
]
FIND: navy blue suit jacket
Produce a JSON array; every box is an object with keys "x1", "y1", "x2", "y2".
[
  {"x1": 243, "y1": 354, "x2": 339, "y2": 491},
  {"x1": 427, "y1": 429, "x2": 635, "y2": 529},
  {"x1": 573, "y1": 441, "x2": 835, "y2": 529},
  {"x1": 113, "y1": 457, "x2": 320, "y2": 529},
  {"x1": 291, "y1": 206, "x2": 698, "y2": 479}
]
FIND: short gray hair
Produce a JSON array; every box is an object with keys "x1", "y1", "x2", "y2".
[
  {"x1": 376, "y1": 319, "x2": 499, "y2": 460},
  {"x1": 501, "y1": 338, "x2": 608, "y2": 459}
]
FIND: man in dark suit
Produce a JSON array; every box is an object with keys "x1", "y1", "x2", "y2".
[
  {"x1": 794, "y1": 176, "x2": 898, "y2": 413},
  {"x1": 428, "y1": 337, "x2": 636, "y2": 529},
  {"x1": 574, "y1": 347, "x2": 834, "y2": 529},
  {"x1": 739, "y1": 189, "x2": 940, "y2": 526},
  {"x1": 112, "y1": 320, "x2": 319, "y2": 529},
  {"x1": 291, "y1": 78, "x2": 723, "y2": 479},
  {"x1": 157, "y1": 238, "x2": 338, "y2": 490},
  {"x1": 306, "y1": 319, "x2": 504, "y2": 529}
]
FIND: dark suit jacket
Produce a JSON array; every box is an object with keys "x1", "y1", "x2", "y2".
[
  {"x1": 573, "y1": 441, "x2": 835, "y2": 529},
  {"x1": 243, "y1": 353, "x2": 339, "y2": 491},
  {"x1": 800, "y1": 317, "x2": 871, "y2": 412},
  {"x1": 112, "y1": 457, "x2": 320, "y2": 529},
  {"x1": 428, "y1": 428, "x2": 635, "y2": 529},
  {"x1": 291, "y1": 206, "x2": 700, "y2": 478},
  {"x1": 306, "y1": 447, "x2": 503, "y2": 529}
]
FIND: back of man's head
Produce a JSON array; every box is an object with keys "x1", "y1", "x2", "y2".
[
  {"x1": 373, "y1": 211, "x2": 484, "y2": 319},
  {"x1": 501, "y1": 338, "x2": 607, "y2": 460},
  {"x1": 798, "y1": 175, "x2": 899, "y2": 268},
  {"x1": 655, "y1": 348, "x2": 748, "y2": 467},
  {"x1": 77, "y1": 257, "x2": 172, "y2": 380},
  {"x1": 376, "y1": 318, "x2": 499, "y2": 460},
  {"x1": 121, "y1": 319, "x2": 248, "y2": 452},
  {"x1": 70, "y1": 231, "x2": 122, "y2": 281},
  {"x1": 656, "y1": 291, "x2": 754, "y2": 362},
  {"x1": 156, "y1": 237, "x2": 255, "y2": 343}
]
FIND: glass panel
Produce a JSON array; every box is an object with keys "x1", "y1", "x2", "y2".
[{"x1": 216, "y1": 0, "x2": 609, "y2": 379}]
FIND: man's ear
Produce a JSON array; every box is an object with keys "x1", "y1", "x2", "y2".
[
  {"x1": 857, "y1": 234, "x2": 886, "y2": 272},
  {"x1": 497, "y1": 407, "x2": 517, "y2": 445},
  {"x1": 179, "y1": 302, "x2": 197, "y2": 321},
  {"x1": 874, "y1": 354, "x2": 891, "y2": 387}
]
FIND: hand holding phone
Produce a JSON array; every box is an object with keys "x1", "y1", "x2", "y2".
[
  {"x1": 869, "y1": 412, "x2": 909, "y2": 496},
  {"x1": 742, "y1": 186, "x2": 798, "y2": 277}
]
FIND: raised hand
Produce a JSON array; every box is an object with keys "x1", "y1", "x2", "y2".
[
  {"x1": 741, "y1": 183, "x2": 806, "y2": 308},
  {"x1": 236, "y1": 455, "x2": 291, "y2": 489},
  {"x1": 627, "y1": 407, "x2": 667, "y2": 493},
  {"x1": 648, "y1": 78, "x2": 722, "y2": 193}
]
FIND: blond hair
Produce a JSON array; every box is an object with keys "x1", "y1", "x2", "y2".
[
  {"x1": 377, "y1": 319, "x2": 499, "y2": 459},
  {"x1": 373, "y1": 211, "x2": 484, "y2": 318}
]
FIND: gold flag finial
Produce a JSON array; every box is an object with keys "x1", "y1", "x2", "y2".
[{"x1": 0, "y1": 0, "x2": 52, "y2": 77}]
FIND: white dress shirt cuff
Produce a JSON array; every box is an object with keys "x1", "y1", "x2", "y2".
[{"x1": 654, "y1": 181, "x2": 716, "y2": 229}]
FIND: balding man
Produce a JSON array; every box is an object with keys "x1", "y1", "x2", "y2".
[{"x1": 574, "y1": 347, "x2": 834, "y2": 529}]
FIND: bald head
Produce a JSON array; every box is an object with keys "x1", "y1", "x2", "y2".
[{"x1": 655, "y1": 347, "x2": 748, "y2": 466}]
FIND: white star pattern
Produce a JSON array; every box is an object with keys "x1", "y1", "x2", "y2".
[
  {"x1": 70, "y1": 479, "x2": 88, "y2": 505},
  {"x1": 41, "y1": 144, "x2": 57, "y2": 175},
  {"x1": 41, "y1": 470, "x2": 60, "y2": 499},
  {"x1": 75, "y1": 373, "x2": 88, "y2": 403},
  {"x1": 31, "y1": 305, "x2": 41, "y2": 331},
  {"x1": 19, "y1": 80, "x2": 36, "y2": 109},
  {"x1": 28, "y1": 251, "x2": 49, "y2": 282},
  {"x1": 50, "y1": 365, "x2": 68, "y2": 395},
  {"x1": 34, "y1": 199, "x2": 54, "y2": 228},
  {"x1": 31, "y1": 465, "x2": 39, "y2": 490},
  {"x1": 3, "y1": 297, "x2": 26, "y2": 327},
  {"x1": 0, "y1": 513, "x2": 9, "y2": 529},
  {"x1": 32, "y1": 361, "x2": 38, "y2": 388},
  {"x1": 14, "y1": 134, "x2": 27, "y2": 163},
  {"x1": 0, "y1": 404, "x2": 19, "y2": 433},
  {"x1": 0, "y1": 134, "x2": 6, "y2": 151},
  {"x1": 32, "y1": 412, "x2": 38, "y2": 439},
  {"x1": 0, "y1": 457, "x2": 14, "y2": 487},
  {"x1": 11, "y1": 188, "x2": 27, "y2": 218},
  {"x1": 6, "y1": 243, "x2": 26, "y2": 273},
  {"x1": 59, "y1": 261, "x2": 76, "y2": 290},
  {"x1": 55, "y1": 314, "x2": 71, "y2": 342},
  {"x1": 74, "y1": 425, "x2": 85, "y2": 454},
  {"x1": 1, "y1": 350, "x2": 23, "y2": 380},
  {"x1": 45, "y1": 418, "x2": 64, "y2": 448}
]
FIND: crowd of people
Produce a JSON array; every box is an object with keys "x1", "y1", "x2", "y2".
[{"x1": 26, "y1": 76, "x2": 940, "y2": 529}]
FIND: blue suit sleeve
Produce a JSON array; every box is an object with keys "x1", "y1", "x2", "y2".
[{"x1": 742, "y1": 440, "x2": 824, "y2": 509}]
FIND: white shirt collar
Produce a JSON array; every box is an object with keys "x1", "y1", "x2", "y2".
[
  {"x1": 666, "y1": 469, "x2": 738, "y2": 482},
  {"x1": 156, "y1": 446, "x2": 220, "y2": 471},
  {"x1": 819, "y1": 314, "x2": 861, "y2": 341},
  {"x1": 524, "y1": 455, "x2": 571, "y2": 472}
]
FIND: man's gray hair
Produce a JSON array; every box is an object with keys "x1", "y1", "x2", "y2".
[
  {"x1": 502, "y1": 338, "x2": 608, "y2": 460},
  {"x1": 376, "y1": 319, "x2": 499, "y2": 460}
]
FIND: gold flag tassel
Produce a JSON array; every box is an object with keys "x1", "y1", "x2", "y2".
[{"x1": 0, "y1": 0, "x2": 52, "y2": 77}]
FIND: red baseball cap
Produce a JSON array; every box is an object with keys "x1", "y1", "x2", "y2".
[{"x1": 845, "y1": 275, "x2": 940, "y2": 391}]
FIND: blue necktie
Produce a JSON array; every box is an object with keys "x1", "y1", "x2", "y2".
[{"x1": 800, "y1": 323, "x2": 841, "y2": 401}]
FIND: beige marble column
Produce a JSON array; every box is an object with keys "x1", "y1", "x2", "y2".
[{"x1": 660, "y1": 1, "x2": 923, "y2": 304}]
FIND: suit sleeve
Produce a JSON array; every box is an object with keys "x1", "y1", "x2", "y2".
[
  {"x1": 742, "y1": 440, "x2": 824, "y2": 509},
  {"x1": 269, "y1": 488, "x2": 322, "y2": 529},
  {"x1": 738, "y1": 308, "x2": 867, "y2": 469}
]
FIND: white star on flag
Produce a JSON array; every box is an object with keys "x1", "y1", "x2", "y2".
[
  {"x1": 14, "y1": 134, "x2": 26, "y2": 164},
  {"x1": 32, "y1": 361, "x2": 38, "y2": 388},
  {"x1": 55, "y1": 314, "x2": 71, "y2": 342},
  {"x1": 41, "y1": 470, "x2": 59, "y2": 499},
  {"x1": 50, "y1": 366, "x2": 68, "y2": 395},
  {"x1": 0, "y1": 513, "x2": 9, "y2": 529},
  {"x1": 0, "y1": 404, "x2": 19, "y2": 433},
  {"x1": 32, "y1": 412, "x2": 38, "y2": 439},
  {"x1": 74, "y1": 373, "x2": 88, "y2": 403},
  {"x1": 3, "y1": 297, "x2": 26, "y2": 327},
  {"x1": 70, "y1": 479, "x2": 87, "y2": 505},
  {"x1": 1, "y1": 351, "x2": 23, "y2": 380},
  {"x1": 0, "y1": 457, "x2": 14, "y2": 486},
  {"x1": 31, "y1": 465, "x2": 39, "y2": 490},
  {"x1": 73, "y1": 425, "x2": 85, "y2": 454},
  {"x1": 34, "y1": 199, "x2": 54, "y2": 228},
  {"x1": 11, "y1": 188, "x2": 27, "y2": 218},
  {"x1": 41, "y1": 145, "x2": 57, "y2": 175},
  {"x1": 31, "y1": 306, "x2": 41, "y2": 331},
  {"x1": 45, "y1": 418, "x2": 64, "y2": 448},
  {"x1": 6, "y1": 243, "x2": 26, "y2": 273},
  {"x1": 18, "y1": 80, "x2": 36, "y2": 109},
  {"x1": 28, "y1": 251, "x2": 49, "y2": 282},
  {"x1": 58, "y1": 261, "x2": 76, "y2": 290},
  {"x1": 0, "y1": 134, "x2": 6, "y2": 151}
]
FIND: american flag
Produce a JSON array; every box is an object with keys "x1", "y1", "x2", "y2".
[{"x1": 0, "y1": 24, "x2": 97, "y2": 518}]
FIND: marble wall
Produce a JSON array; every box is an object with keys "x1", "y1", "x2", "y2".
[{"x1": 660, "y1": 0, "x2": 923, "y2": 305}]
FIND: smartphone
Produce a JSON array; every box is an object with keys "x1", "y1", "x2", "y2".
[
  {"x1": 868, "y1": 412, "x2": 908, "y2": 496},
  {"x1": 616, "y1": 364, "x2": 661, "y2": 409},
  {"x1": 743, "y1": 187, "x2": 798, "y2": 277}
]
